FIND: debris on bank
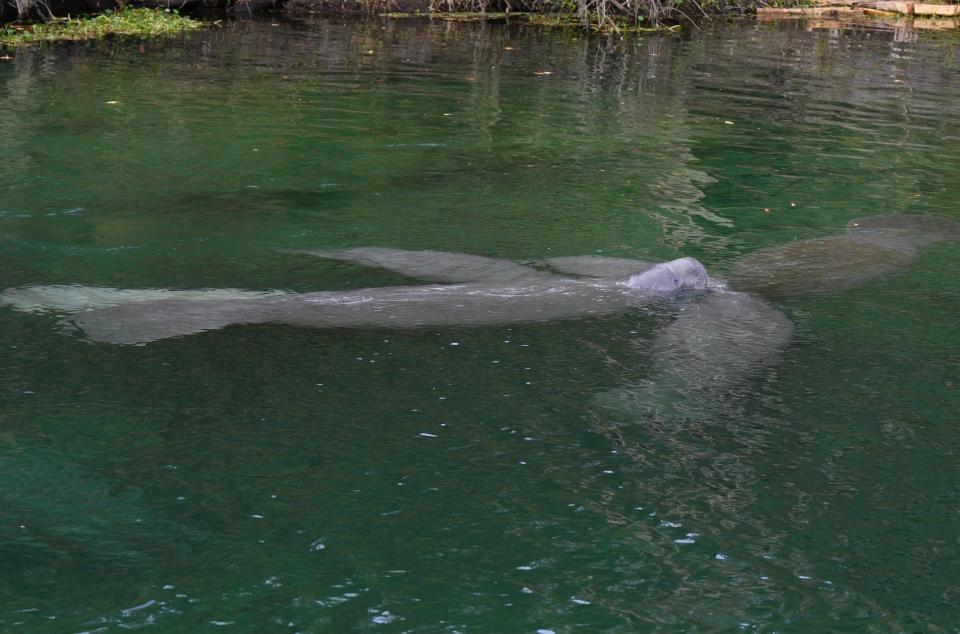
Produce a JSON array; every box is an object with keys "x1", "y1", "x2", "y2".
[
  {"x1": 758, "y1": 0, "x2": 960, "y2": 19},
  {"x1": 758, "y1": 0, "x2": 960, "y2": 30}
]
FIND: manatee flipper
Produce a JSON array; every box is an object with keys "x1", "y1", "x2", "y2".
[
  {"x1": 542, "y1": 256, "x2": 656, "y2": 279},
  {"x1": 279, "y1": 247, "x2": 550, "y2": 284},
  {"x1": 597, "y1": 290, "x2": 793, "y2": 418},
  {"x1": 0, "y1": 285, "x2": 287, "y2": 314}
]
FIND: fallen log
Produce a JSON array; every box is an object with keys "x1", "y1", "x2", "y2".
[
  {"x1": 758, "y1": 1, "x2": 960, "y2": 17},
  {"x1": 758, "y1": 6, "x2": 867, "y2": 16},
  {"x1": 913, "y1": 2, "x2": 960, "y2": 14}
]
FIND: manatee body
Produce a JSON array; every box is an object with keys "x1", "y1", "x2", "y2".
[
  {"x1": 1, "y1": 214, "x2": 957, "y2": 354},
  {"x1": 727, "y1": 235, "x2": 915, "y2": 298},
  {"x1": 2, "y1": 256, "x2": 711, "y2": 345},
  {"x1": 2, "y1": 213, "x2": 955, "y2": 573},
  {"x1": 727, "y1": 213, "x2": 960, "y2": 298}
]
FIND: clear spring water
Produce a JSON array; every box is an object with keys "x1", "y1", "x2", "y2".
[{"x1": 1, "y1": 16, "x2": 960, "y2": 631}]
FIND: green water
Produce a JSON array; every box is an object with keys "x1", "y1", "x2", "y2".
[{"x1": 2, "y1": 16, "x2": 960, "y2": 631}]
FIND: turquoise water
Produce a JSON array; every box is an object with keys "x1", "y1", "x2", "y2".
[{"x1": 2, "y1": 16, "x2": 960, "y2": 631}]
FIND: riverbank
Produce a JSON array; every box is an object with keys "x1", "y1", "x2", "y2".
[
  {"x1": 0, "y1": 0, "x2": 750, "y2": 33},
  {"x1": 0, "y1": 7, "x2": 202, "y2": 45},
  {"x1": 3, "y1": 0, "x2": 958, "y2": 43}
]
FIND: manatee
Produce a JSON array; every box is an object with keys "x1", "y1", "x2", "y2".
[
  {"x1": 25, "y1": 255, "x2": 710, "y2": 345},
  {"x1": 1, "y1": 214, "x2": 957, "y2": 400},
  {"x1": 727, "y1": 213, "x2": 960, "y2": 298},
  {"x1": 596, "y1": 213, "x2": 960, "y2": 415},
  {"x1": 277, "y1": 247, "x2": 555, "y2": 285}
]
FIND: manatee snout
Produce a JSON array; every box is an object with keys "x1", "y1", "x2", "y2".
[{"x1": 624, "y1": 257, "x2": 710, "y2": 292}]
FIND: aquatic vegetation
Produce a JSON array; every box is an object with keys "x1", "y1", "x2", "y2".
[{"x1": 0, "y1": 8, "x2": 203, "y2": 46}]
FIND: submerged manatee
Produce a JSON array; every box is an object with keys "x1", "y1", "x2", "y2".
[
  {"x1": 1, "y1": 255, "x2": 709, "y2": 345},
  {"x1": 0, "y1": 214, "x2": 957, "y2": 397},
  {"x1": 728, "y1": 214, "x2": 960, "y2": 298}
]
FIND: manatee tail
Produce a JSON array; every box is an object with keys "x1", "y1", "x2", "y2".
[
  {"x1": 0, "y1": 285, "x2": 290, "y2": 345},
  {"x1": 0, "y1": 285, "x2": 287, "y2": 314},
  {"x1": 70, "y1": 297, "x2": 282, "y2": 345}
]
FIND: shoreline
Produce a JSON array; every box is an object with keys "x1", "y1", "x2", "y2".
[
  {"x1": 0, "y1": 7, "x2": 203, "y2": 45},
  {"x1": 0, "y1": 0, "x2": 748, "y2": 35},
  {"x1": 2, "y1": 0, "x2": 958, "y2": 45}
]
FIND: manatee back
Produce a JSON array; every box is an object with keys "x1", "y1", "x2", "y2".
[
  {"x1": 542, "y1": 256, "x2": 656, "y2": 279},
  {"x1": 727, "y1": 235, "x2": 916, "y2": 298}
]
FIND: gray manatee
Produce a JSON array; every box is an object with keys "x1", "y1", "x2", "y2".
[
  {"x1": 2, "y1": 214, "x2": 953, "y2": 573},
  {"x1": 0, "y1": 214, "x2": 957, "y2": 399},
  {"x1": 0, "y1": 254, "x2": 711, "y2": 345},
  {"x1": 728, "y1": 213, "x2": 960, "y2": 298},
  {"x1": 594, "y1": 213, "x2": 960, "y2": 417}
]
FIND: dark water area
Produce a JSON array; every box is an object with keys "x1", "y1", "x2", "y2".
[{"x1": 1, "y1": 16, "x2": 960, "y2": 631}]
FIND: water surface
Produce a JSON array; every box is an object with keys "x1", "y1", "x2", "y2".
[{"x1": 1, "y1": 16, "x2": 960, "y2": 631}]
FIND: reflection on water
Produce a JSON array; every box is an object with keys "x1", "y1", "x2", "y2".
[{"x1": 1, "y1": 16, "x2": 960, "y2": 631}]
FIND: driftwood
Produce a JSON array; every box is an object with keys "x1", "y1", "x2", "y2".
[
  {"x1": 758, "y1": 0, "x2": 960, "y2": 18},
  {"x1": 798, "y1": 14, "x2": 960, "y2": 26}
]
